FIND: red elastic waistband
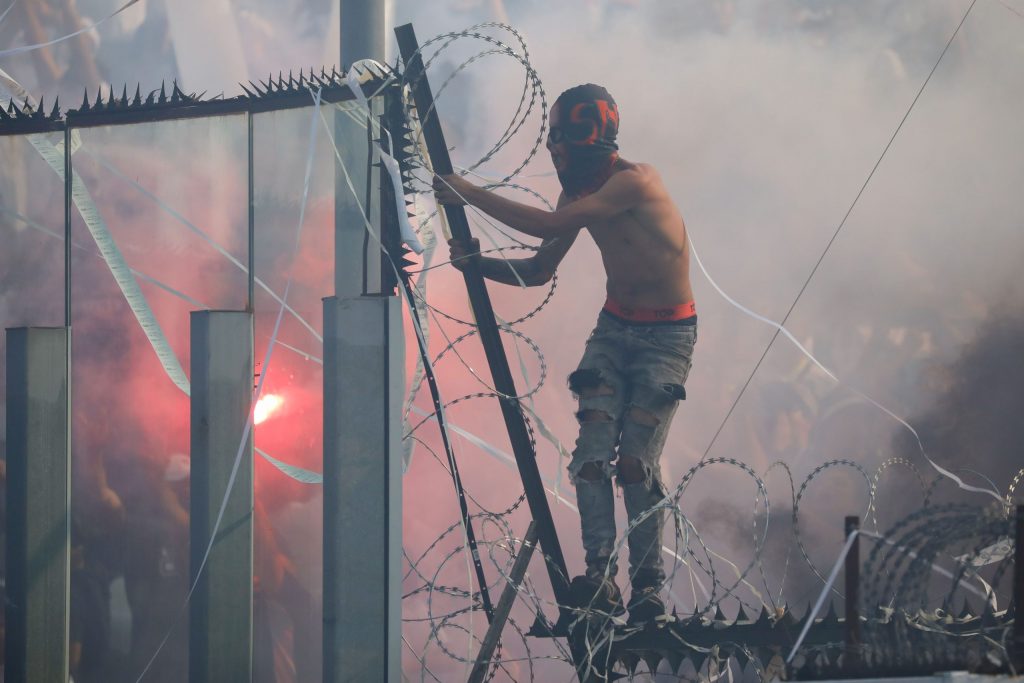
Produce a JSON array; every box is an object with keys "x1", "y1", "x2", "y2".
[{"x1": 603, "y1": 298, "x2": 696, "y2": 323}]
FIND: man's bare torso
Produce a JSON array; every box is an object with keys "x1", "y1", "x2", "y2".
[{"x1": 576, "y1": 159, "x2": 693, "y2": 309}]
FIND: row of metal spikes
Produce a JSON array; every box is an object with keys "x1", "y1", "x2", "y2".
[
  {"x1": 603, "y1": 601, "x2": 1014, "y2": 679},
  {"x1": 0, "y1": 63, "x2": 394, "y2": 123},
  {"x1": 240, "y1": 63, "x2": 390, "y2": 99}
]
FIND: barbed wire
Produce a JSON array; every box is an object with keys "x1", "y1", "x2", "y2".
[{"x1": 388, "y1": 21, "x2": 1019, "y2": 682}]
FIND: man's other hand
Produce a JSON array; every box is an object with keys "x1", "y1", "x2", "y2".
[
  {"x1": 433, "y1": 174, "x2": 473, "y2": 206},
  {"x1": 448, "y1": 237, "x2": 481, "y2": 272}
]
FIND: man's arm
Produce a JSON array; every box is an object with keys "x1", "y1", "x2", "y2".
[
  {"x1": 434, "y1": 168, "x2": 651, "y2": 239},
  {"x1": 449, "y1": 193, "x2": 578, "y2": 286}
]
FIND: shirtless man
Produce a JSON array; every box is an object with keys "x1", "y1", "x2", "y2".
[{"x1": 433, "y1": 84, "x2": 696, "y2": 623}]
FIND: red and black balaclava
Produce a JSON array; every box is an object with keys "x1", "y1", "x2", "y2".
[{"x1": 548, "y1": 84, "x2": 620, "y2": 199}]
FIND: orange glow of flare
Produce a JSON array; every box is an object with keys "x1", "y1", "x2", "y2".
[{"x1": 254, "y1": 394, "x2": 284, "y2": 425}]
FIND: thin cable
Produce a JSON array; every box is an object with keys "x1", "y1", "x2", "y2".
[{"x1": 697, "y1": 0, "x2": 979, "y2": 464}]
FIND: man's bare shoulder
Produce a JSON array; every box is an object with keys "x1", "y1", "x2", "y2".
[{"x1": 612, "y1": 160, "x2": 669, "y2": 199}]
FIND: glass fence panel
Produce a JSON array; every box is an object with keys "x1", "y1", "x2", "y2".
[
  {"x1": 250, "y1": 100, "x2": 356, "y2": 681},
  {"x1": 0, "y1": 130, "x2": 66, "y2": 430},
  {"x1": 69, "y1": 114, "x2": 248, "y2": 682}
]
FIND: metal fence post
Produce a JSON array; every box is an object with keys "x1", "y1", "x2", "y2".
[{"x1": 844, "y1": 515, "x2": 861, "y2": 669}]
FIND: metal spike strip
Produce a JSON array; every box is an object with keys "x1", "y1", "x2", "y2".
[
  {"x1": 569, "y1": 599, "x2": 1018, "y2": 679},
  {"x1": 3, "y1": 65, "x2": 387, "y2": 135}
]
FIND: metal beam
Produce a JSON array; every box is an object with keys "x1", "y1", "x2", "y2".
[
  {"x1": 4, "y1": 327, "x2": 70, "y2": 683},
  {"x1": 844, "y1": 515, "x2": 861, "y2": 667},
  {"x1": 340, "y1": 0, "x2": 385, "y2": 70},
  {"x1": 334, "y1": 0, "x2": 386, "y2": 298},
  {"x1": 1012, "y1": 504, "x2": 1024, "y2": 669},
  {"x1": 188, "y1": 311, "x2": 254, "y2": 683},
  {"x1": 323, "y1": 295, "x2": 403, "y2": 682},
  {"x1": 469, "y1": 523, "x2": 539, "y2": 683},
  {"x1": 394, "y1": 22, "x2": 573, "y2": 621}
]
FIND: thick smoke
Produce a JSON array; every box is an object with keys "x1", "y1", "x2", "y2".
[{"x1": 3, "y1": 0, "x2": 1023, "y2": 680}]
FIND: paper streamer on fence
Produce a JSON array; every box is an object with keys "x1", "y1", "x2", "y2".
[
  {"x1": 87, "y1": 151, "x2": 324, "y2": 343},
  {"x1": 28, "y1": 136, "x2": 192, "y2": 396},
  {"x1": 0, "y1": 0, "x2": 143, "y2": 58},
  {"x1": 401, "y1": 218, "x2": 438, "y2": 472},
  {"x1": 256, "y1": 447, "x2": 323, "y2": 484},
  {"x1": 688, "y1": 233, "x2": 1002, "y2": 504},
  {"x1": 346, "y1": 62, "x2": 424, "y2": 255}
]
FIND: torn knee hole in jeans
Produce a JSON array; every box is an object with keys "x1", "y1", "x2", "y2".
[
  {"x1": 577, "y1": 409, "x2": 614, "y2": 423},
  {"x1": 625, "y1": 406, "x2": 660, "y2": 427},
  {"x1": 616, "y1": 456, "x2": 661, "y2": 490},
  {"x1": 571, "y1": 459, "x2": 615, "y2": 484},
  {"x1": 568, "y1": 368, "x2": 615, "y2": 399}
]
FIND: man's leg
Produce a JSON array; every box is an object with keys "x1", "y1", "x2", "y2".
[
  {"x1": 618, "y1": 323, "x2": 696, "y2": 620},
  {"x1": 568, "y1": 366, "x2": 623, "y2": 587}
]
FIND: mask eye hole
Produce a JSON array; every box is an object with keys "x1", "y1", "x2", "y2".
[{"x1": 548, "y1": 126, "x2": 565, "y2": 144}]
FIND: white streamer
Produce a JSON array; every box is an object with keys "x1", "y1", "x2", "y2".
[
  {"x1": 29, "y1": 137, "x2": 192, "y2": 396},
  {"x1": 688, "y1": 233, "x2": 1002, "y2": 503},
  {"x1": 786, "y1": 528, "x2": 859, "y2": 665},
  {"x1": 346, "y1": 62, "x2": 424, "y2": 254},
  {"x1": 0, "y1": 0, "x2": 143, "y2": 58}
]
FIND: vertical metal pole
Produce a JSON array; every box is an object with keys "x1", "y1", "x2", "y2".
[
  {"x1": 1012, "y1": 504, "x2": 1024, "y2": 667},
  {"x1": 340, "y1": 0, "x2": 385, "y2": 70},
  {"x1": 247, "y1": 112, "x2": 255, "y2": 311},
  {"x1": 64, "y1": 126, "x2": 72, "y2": 327},
  {"x1": 323, "y1": 296, "x2": 403, "y2": 683},
  {"x1": 5, "y1": 327, "x2": 70, "y2": 683},
  {"x1": 844, "y1": 515, "x2": 861, "y2": 668},
  {"x1": 189, "y1": 311, "x2": 254, "y2": 683},
  {"x1": 335, "y1": 0, "x2": 386, "y2": 298},
  {"x1": 328, "y1": 6, "x2": 397, "y2": 679}
]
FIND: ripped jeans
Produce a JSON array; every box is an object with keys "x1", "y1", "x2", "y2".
[{"x1": 568, "y1": 310, "x2": 696, "y2": 589}]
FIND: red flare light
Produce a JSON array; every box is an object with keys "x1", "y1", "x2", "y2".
[{"x1": 254, "y1": 393, "x2": 284, "y2": 425}]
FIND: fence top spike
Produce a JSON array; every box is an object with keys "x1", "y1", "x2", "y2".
[
  {"x1": 34, "y1": 96, "x2": 44, "y2": 118},
  {"x1": 81, "y1": 87, "x2": 90, "y2": 110},
  {"x1": 131, "y1": 84, "x2": 142, "y2": 106},
  {"x1": 642, "y1": 651, "x2": 663, "y2": 673},
  {"x1": 107, "y1": 85, "x2": 116, "y2": 106},
  {"x1": 120, "y1": 83, "x2": 128, "y2": 104},
  {"x1": 734, "y1": 604, "x2": 749, "y2": 623},
  {"x1": 50, "y1": 97, "x2": 60, "y2": 119},
  {"x1": 96, "y1": 85, "x2": 104, "y2": 107},
  {"x1": 713, "y1": 604, "x2": 727, "y2": 621},
  {"x1": 823, "y1": 599, "x2": 838, "y2": 622},
  {"x1": 158, "y1": 81, "x2": 167, "y2": 103}
]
